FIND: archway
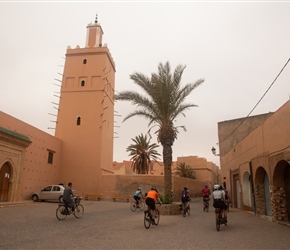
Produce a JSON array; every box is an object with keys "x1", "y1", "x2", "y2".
[
  {"x1": 273, "y1": 160, "x2": 290, "y2": 221},
  {"x1": 255, "y1": 166, "x2": 271, "y2": 216},
  {"x1": 0, "y1": 162, "x2": 12, "y2": 201},
  {"x1": 242, "y1": 171, "x2": 252, "y2": 210}
]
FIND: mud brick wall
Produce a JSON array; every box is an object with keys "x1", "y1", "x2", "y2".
[{"x1": 271, "y1": 186, "x2": 288, "y2": 222}]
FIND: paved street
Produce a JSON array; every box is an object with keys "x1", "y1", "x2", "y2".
[{"x1": 0, "y1": 197, "x2": 289, "y2": 250}]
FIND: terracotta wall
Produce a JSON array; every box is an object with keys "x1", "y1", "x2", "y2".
[
  {"x1": 99, "y1": 174, "x2": 208, "y2": 202},
  {"x1": 176, "y1": 156, "x2": 220, "y2": 189},
  {"x1": 0, "y1": 111, "x2": 62, "y2": 200},
  {"x1": 219, "y1": 100, "x2": 290, "y2": 220},
  {"x1": 218, "y1": 113, "x2": 273, "y2": 156}
]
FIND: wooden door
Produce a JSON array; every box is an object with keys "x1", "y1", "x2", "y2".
[{"x1": 0, "y1": 163, "x2": 11, "y2": 201}]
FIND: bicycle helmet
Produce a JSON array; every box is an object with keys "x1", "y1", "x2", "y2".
[
  {"x1": 151, "y1": 186, "x2": 157, "y2": 191},
  {"x1": 138, "y1": 187, "x2": 141, "y2": 190},
  {"x1": 204, "y1": 184, "x2": 208, "y2": 188},
  {"x1": 214, "y1": 184, "x2": 220, "y2": 190},
  {"x1": 184, "y1": 186, "x2": 188, "y2": 190}
]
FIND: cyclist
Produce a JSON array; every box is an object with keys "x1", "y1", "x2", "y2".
[
  {"x1": 223, "y1": 187, "x2": 231, "y2": 208},
  {"x1": 63, "y1": 182, "x2": 75, "y2": 214},
  {"x1": 212, "y1": 184, "x2": 228, "y2": 222},
  {"x1": 145, "y1": 186, "x2": 162, "y2": 224},
  {"x1": 201, "y1": 184, "x2": 210, "y2": 211},
  {"x1": 133, "y1": 187, "x2": 143, "y2": 207},
  {"x1": 181, "y1": 186, "x2": 190, "y2": 207}
]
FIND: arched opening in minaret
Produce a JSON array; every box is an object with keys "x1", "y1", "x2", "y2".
[
  {"x1": 81, "y1": 80, "x2": 85, "y2": 87},
  {"x1": 77, "y1": 116, "x2": 81, "y2": 125},
  {"x1": 83, "y1": 58, "x2": 87, "y2": 64}
]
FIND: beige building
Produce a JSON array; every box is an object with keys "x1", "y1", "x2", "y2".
[
  {"x1": 0, "y1": 17, "x2": 218, "y2": 202},
  {"x1": 176, "y1": 156, "x2": 220, "y2": 190},
  {"x1": 218, "y1": 100, "x2": 290, "y2": 222}
]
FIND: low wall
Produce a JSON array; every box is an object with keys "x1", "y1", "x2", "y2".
[
  {"x1": 100, "y1": 174, "x2": 207, "y2": 201},
  {"x1": 159, "y1": 203, "x2": 182, "y2": 215}
]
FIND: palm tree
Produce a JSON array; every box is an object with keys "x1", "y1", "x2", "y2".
[
  {"x1": 174, "y1": 162, "x2": 196, "y2": 179},
  {"x1": 115, "y1": 61, "x2": 204, "y2": 197},
  {"x1": 126, "y1": 134, "x2": 161, "y2": 174}
]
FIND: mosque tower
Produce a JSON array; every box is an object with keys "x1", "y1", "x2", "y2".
[{"x1": 55, "y1": 16, "x2": 116, "y2": 194}]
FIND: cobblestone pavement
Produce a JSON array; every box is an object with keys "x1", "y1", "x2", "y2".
[{"x1": 1, "y1": 198, "x2": 290, "y2": 249}]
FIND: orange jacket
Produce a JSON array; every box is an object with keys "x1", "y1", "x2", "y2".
[{"x1": 146, "y1": 190, "x2": 158, "y2": 201}]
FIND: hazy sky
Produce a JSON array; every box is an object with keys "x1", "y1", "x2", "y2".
[{"x1": 1, "y1": 1, "x2": 290, "y2": 166}]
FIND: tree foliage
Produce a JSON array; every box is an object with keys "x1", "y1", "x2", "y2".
[
  {"x1": 126, "y1": 134, "x2": 160, "y2": 174},
  {"x1": 115, "y1": 61, "x2": 203, "y2": 196},
  {"x1": 174, "y1": 162, "x2": 196, "y2": 179}
]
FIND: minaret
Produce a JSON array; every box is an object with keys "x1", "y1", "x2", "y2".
[
  {"x1": 55, "y1": 16, "x2": 116, "y2": 195},
  {"x1": 85, "y1": 15, "x2": 103, "y2": 48}
]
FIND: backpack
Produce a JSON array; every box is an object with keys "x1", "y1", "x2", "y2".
[{"x1": 182, "y1": 190, "x2": 189, "y2": 199}]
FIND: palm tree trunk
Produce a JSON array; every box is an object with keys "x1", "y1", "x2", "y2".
[{"x1": 163, "y1": 144, "x2": 172, "y2": 200}]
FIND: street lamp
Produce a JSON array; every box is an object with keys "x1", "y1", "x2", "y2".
[{"x1": 211, "y1": 146, "x2": 220, "y2": 156}]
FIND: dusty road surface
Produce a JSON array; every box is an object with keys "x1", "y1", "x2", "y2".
[{"x1": 0, "y1": 198, "x2": 289, "y2": 249}]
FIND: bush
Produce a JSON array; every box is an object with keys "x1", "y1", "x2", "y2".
[{"x1": 159, "y1": 194, "x2": 171, "y2": 204}]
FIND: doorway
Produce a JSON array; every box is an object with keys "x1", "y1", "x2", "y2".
[{"x1": 0, "y1": 162, "x2": 12, "y2": 201}]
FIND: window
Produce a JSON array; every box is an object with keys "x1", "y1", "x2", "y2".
[
  {"x1": 43, "y1": 186, "x2": 52, "y2": 192},
  {"x1": 48, "y1": 151, "x2": 54, "y2": 164},
  {"x1": 77, "y1": 116, "x2": 81, "y2": 125},
  {"x1": 83, "y1": 58, "x2": 87, "y2": 64},
  {"x1": 81, "y1": 80, "x2": 85, "y2": 86},
  {"x1": 53, "y1": 186, "x2": 60, "y2": 191}
]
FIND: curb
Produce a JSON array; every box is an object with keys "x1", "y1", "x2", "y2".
[{"x1": 0, "y1": 200, "x2": 33, "y2": 208}]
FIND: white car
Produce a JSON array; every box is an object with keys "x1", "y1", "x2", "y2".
[{"x1": 30, "y1": 184, "x2": 76, "y2": 202}]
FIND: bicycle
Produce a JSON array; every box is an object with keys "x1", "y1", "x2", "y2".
[
  {"x1": 215, "y1": 207, "x2": 227, "y2": 231},
  {"x1": 144, "y1": 203, "x2": 161, "y2": 229},
  {"x1": 203, "y1": 197, "x2": 210, "y2": 212},
  {"x1": 225, "y1": 196, "x2": 231, "y2": 212},
  {"x1": 182, "y1": 201, "x2": 190, "y2": 217},
  {"x1": 131, "y1": 198, "x2": 145, "y2": 212},
  {"x1": 56, "y1": 196, "x2": 84, "y2": 220}
]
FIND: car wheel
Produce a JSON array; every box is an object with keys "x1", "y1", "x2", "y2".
[
  {"x1": 59, "y1": 196, "x2": 64, "y2": 203},
  {"x1": 32, "y1": 194, "x2": 39, "y2": 202}
]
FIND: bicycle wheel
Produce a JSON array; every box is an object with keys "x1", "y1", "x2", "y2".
[
  {"x1": 74, "y1": 204, "x2": 84, "y2": 218},
  {"x1": 130, "y1": 201, "x2": 137, "y2": 212},
  {"x1": 206, "y1": 201, "x2": 209, "y2": 212},
  {"x1": 144, "y1": 211, "x2": 151, "y2": 229},
  {"x1": 56, "y1": 205, "x2": 67, "y2": 220},
  {"x1": 139, "y1": 200, "x2": 145, "y2": 211},
  {"x1": 226, "y1": 201, "x2": 230, "y2": 212},
  {"x1": 216, "y1": 214, "x2": 221, "y2": 231},
  {"x1": 183, "y1": 204, "x2": 186, "y2": 217},
  {"x1": 154, "y1": 209, "x2": 160, "y2": 225},
  {"x1": 187, "y1": 204, "x2": 190, "y2": 215}
]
